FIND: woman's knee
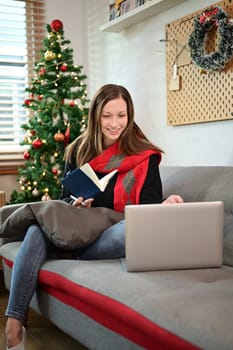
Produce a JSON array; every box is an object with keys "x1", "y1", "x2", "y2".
[{"x1": 22, "y1": 224, "x2": 48, "y2": 252}]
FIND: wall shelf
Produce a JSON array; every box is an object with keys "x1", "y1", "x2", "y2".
[{"x1": 100, "y1": 0, "x2": 186, "y2": 33}]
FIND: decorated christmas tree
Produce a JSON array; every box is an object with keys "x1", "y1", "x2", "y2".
[{"x1": 10, "y1": 19, "x2": 89, "y2": 204}]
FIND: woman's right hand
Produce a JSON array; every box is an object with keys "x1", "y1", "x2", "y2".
[{"x1": 72, "y1": 196, "x2": 94, "y2": 208}]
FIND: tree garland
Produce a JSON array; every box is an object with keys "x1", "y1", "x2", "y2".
[{"x1": 188, "y1": 6, "x2": 233, "y2": 72}]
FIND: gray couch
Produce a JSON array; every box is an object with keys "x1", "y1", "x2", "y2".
[{"x1": 1, "y1": 166, "x2": 233, "y2": 350}]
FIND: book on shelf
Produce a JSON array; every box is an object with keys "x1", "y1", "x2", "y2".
[{"x1": 61, "y1": 163, "x2": 117, "y2": 199}]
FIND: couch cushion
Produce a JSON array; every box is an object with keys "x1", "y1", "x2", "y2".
[{"x1": 160, "y1": 166, "x2": 233, "y2": 266}]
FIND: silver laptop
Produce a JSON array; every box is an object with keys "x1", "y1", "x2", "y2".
[{"x1": 123, "y1": 201, "x2": 224, "y2": 272}]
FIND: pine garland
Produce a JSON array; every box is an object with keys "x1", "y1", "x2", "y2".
[{"x1": 188, "y1": 6, "x2": 233, "y2": 72}]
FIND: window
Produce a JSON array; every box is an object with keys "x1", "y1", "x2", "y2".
[{"x1": 0, "y1": 0, "x2": 45, "y2": 171}]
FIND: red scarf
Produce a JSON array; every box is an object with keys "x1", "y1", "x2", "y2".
[{"x1": 89, "y1": 142, "x2": 162, "y2": 212}]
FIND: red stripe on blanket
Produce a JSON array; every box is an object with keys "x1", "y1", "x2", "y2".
[{"x1": 2, "y1": 258, "x2": 199, "y2": 350}]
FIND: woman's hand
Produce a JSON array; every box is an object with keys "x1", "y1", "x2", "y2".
[
  {"x1": 162, "y1": 194, "x2": 184, "y2": 205},
  {"x1": 72, "y1": 196, "x2": 94, "y2": 208}
]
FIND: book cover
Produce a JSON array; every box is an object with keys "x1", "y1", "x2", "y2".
[{"x1": 61, "y1": 164, "x2": 117, "y2": 199}]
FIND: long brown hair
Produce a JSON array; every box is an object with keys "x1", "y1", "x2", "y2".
[{"x1": 64, "y1": 84, "x2": 163, "y2": 166}]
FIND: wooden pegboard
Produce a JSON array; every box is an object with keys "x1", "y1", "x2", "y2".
[{"x1": 166, "y1": 0, "x2": 233, "y2": 126}]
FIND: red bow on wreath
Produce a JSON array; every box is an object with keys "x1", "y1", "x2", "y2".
[{"x1": 199, "y1": 7, "x2": 219, "y2": 27}]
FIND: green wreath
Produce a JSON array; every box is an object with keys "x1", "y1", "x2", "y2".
[{"x1": 188, "y1": 6, "x2": 233, "y2": 72}]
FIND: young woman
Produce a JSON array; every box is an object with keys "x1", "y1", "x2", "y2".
[{"x1": 5, "y1": 84, "x2": 183, "y2": 350}]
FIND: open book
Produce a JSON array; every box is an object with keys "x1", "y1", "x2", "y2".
[{"x1": 61, "y1": 163, "x2": 117, "y2": 199}]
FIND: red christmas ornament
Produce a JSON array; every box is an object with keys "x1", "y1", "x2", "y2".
[
  {"x1": 24, "y1": 99, "x2": 31, "y2": 106},
  {"x1": 64, "y1": 126, "x2": 70, "y2": 146},
  {"x1": 54, "y1": 132, "x2": 65, "y2": 142},
  {"x1": 51, "y1": 167, "x2": 58, "y2": 175},
  {"x1": 23, "y1": 151, "x2": 30, "y2": 160},
  {"x1": 32, "y1": 138, "x2": 43, "y2": 149},
  {"x1": 60, "y1": 64, "x2": 68, "y2": 72},
  {"x1": 50, "y1": 19, "x2": 63, "y2": 32},
  {"x1": 30, "y1": 129, "x2": 36, "y2": 136},
  {"x1": 39, "y1": 67, "x2": 46, "y2": 76},
  {"x1": 69, "y1": 100, "x2": 75, "y2": 107},
  {"x1": 38, "y1": 95, "x2": 43, "y2": 100}
]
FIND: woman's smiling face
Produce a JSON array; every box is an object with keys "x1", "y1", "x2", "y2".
[{"x1": 100, "y1": 97, "x2": 128, "y2": 149}]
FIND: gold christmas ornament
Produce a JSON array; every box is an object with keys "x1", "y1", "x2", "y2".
[
  {"x1": 48, "y1": 32, "x2": 54, "y2": 39},
  {"x1": 80, "y1": 125, "x2": 86, "y2": 132},
  {"x1": 20, "y1": 176, "x2": 26, "y2": 183},
  {"x1": 32, "y1": 188, "x2": 39, "y2": 197},
  {"x1": 44, "y1": 50, "x2": 56, "y2": 61}
]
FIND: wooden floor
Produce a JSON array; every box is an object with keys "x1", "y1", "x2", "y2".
[{"x1": 0, "y1": 271, "x2": 88, "y2": 350}]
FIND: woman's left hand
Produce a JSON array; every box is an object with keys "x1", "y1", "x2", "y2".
[{"x1": 162, "y1": 194, "x2": 184, "y2": 204}]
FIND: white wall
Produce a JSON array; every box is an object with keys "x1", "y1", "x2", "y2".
[{"x1": 45, "y1": 0, "x2": 233, "y2": 166}]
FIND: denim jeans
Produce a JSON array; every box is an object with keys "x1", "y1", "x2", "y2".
[
  {"x1": 78, "y1": 220, "x2": 125, "y2": 259},
  {"x1": 5, "y1": 220, "x2": 126, "y2": 321},
  {"x1": 5, "y1": 224, "x2": 53, "y2": 321}
]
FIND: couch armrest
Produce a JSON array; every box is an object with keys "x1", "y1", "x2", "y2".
[
  {"x1": 0, "y1": 203, "x2": 25, "y2": 245},
  {"x1": 0, "y1": 191, "x2": 6, "y2": 207}
]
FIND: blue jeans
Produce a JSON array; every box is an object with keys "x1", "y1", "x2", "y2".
[
  {"x1": 6, "y1": 220, "x2": 125, "y2": 321},
  {"x1": 78, "y1": 220, "x2": 125, "y2": 259}
]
